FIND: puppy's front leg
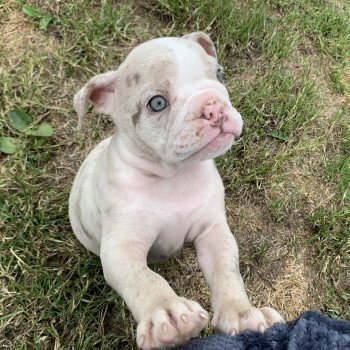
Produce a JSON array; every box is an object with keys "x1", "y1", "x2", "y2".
[
  {"x1": 100, "y1": 226, "x2": 208, "y2": 349},
  {"x1": 194, "y1": 222, "x2": 284, "y2": 335}
]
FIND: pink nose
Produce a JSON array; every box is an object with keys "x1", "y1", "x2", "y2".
[{"x1": 202, "y1": 99, "x2": 225, "y2": 124}]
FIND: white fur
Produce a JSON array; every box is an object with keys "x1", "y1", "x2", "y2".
[{"x1": 69, "y1": 33, "x2": 283, "y2": 349}]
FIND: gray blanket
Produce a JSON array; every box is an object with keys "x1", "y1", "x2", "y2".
[{"x1": 175, "y1": 311, "x2": 350, "y2": 350}]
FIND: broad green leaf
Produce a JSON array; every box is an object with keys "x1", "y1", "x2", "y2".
[
  {"x1": 0, "y1": 137, "x2": 21, "y2": 154},
  {"x1": 269, "y1": 131, "x2": 289, "y2": 142},
  {"x1": 22, "y1": 5, "x2": 44, "y2": 18},
  {"x1": 8, "y1": 109, "x2": 33, "y2": 131},
  {"x1": 24, "y1": 123, "x2": 54, "y2": 137},
  {"x1": 32, "y1": 138, "x2": 45, "y2": 149},
  {"x1": 39, "y1": 15, "x2": 54, "y2": 30}
]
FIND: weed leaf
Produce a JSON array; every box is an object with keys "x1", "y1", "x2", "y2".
[
  {"x1": 269, "y1": 131, "x2": 289, "y2": 142},
  {"x1": 24, "y1": 123, "x2": 54, "y2": 137},
  {"x1": 0, "y1": 137, "x2": 21, "y2": 154},
  {"x1": 8, "y1": 109, "x2": 33, "y2": 131},
  {"x1": 22, "y1": 5, "x2": 44, "y2": 18},
  {"x1": 33, "y1": 138, "x2": 45, "y2": 149},
  {"x1": 39, "y1": 15, "x2": 54, "y2": 30}
]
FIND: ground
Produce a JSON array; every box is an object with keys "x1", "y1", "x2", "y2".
[{"x1": 0, "y1": 0, "x2": 349, "y2": 349}]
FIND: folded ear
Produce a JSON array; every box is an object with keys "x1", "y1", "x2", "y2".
[
  {"x1": 73, "y1": 71, "x2": 118, "y2": 130},
  {"x1": 182, "y1": 32, "x2": 217, "y2": 59}
]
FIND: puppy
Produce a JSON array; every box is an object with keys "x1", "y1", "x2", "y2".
[{"x1": 69, "y1": 32, "x2": 284, "y2": 349}]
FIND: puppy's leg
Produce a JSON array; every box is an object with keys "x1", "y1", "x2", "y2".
[
  {"x1": 100, "y1": 229, "x2": 208, "y2": 349},
  {"x1": 194, "y1": 222, "x2": 284, "y2": 335}
]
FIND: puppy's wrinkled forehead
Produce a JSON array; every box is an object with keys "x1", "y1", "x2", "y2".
[{"x1": 119, "y1": 38, "x2": 217, "y2": 93}]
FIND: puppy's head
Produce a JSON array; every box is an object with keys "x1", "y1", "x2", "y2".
[{"x1": 74, "y1": 32, "x2": 243, "y2": 163}]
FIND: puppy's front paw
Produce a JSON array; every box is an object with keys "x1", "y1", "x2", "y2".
[
  {"x1": 136, "y1": 297, "x2": 209, "y2": 349},
  {"x1": 212, "y1": 303, "x2": 284, "y2": 335}
]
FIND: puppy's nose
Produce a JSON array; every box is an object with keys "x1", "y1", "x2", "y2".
[{"x1": 202, "y1": 99, "x2": 225, "y2": 125}]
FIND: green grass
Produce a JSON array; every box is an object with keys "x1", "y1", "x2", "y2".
[
  {"x1": 152, "y1": 0, "x2": 299, "y2": 59},
  {"x1": 1, "y1": 0, "x2": 350, "y2": 348},
  {"x1": 55, "y1": 1, "x2": 135, "y2": 70},
  {"x1": 307, "y1": 109, "x2": 350, "y2": 317}
]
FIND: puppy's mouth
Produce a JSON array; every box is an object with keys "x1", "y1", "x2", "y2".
[{"x1": 190, "y1": 131, "x2": 235, "y2": 159}]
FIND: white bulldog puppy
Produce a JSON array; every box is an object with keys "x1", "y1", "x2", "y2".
[{"x1": 69, "y1": 32, "x2": 284, "y2": 349}]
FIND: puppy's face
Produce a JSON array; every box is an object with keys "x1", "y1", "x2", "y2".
[{"x1": 74, "y1": 33, "x2": 243, "y2": 164}]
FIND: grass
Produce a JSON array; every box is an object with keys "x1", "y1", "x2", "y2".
[{"x1": 1, "y1": 0, "x2": 349, "y2": 348}]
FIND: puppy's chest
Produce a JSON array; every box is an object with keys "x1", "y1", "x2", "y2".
[
  {"x1": 145, "y1": 182, "x2": 212, "y2": 261},
  {"x1": 146, "y1": 178, "x2": 210, "y2": 218},
  {"x1": 147, "y1": 215, "x2": 190, "y2": 262}
]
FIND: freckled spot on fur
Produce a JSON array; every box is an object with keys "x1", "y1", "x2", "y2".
[
  {"x1": 132, "y1": 104, "x2": 142, "y2": 127},
  {"x1": 133, "y1": 73, "x2": 141, "y2": 85},
  {"x1": 180, "y1": 134, "x2": 191, "y2": 142},
  {"x1": 126, "y1": 72, "x2": 141, "y2": 87}
]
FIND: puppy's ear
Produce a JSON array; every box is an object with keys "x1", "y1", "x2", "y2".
[
  {"x1": 182, "y1": 32, "x2": 217, "y2": 59},
  {"x1": 73, "y1": 71, "x2": 118, "y2": 130}
]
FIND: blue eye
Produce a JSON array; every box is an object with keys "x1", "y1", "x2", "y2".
[{"x1": 148, "y1": 95, "x2": 167, "y2": 112}]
